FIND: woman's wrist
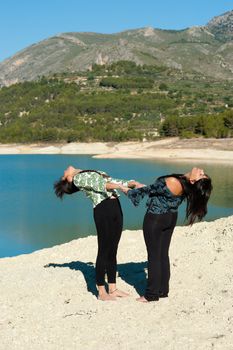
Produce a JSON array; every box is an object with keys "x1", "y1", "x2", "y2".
[
  {"x1": 128, "y1": 181, "x2": 136, "y2": 188},
  {"x1": 128, "y1": 181, "x2": 143, "y2": 188},
  {"x1": 118, "y1": 185, "x2": 130, "y2": 193}
]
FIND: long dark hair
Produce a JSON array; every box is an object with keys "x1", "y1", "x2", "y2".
[
  {"x1": 163, "y1": 174, "x2": 213, "y2": 225},
  {"x1": 54, "y1": 169, "x2": 109, "y2": 199}
]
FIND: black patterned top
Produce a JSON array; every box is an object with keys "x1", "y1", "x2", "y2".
[{"x1": 127, "y1": 176, "x2": 184, "y2": 214}]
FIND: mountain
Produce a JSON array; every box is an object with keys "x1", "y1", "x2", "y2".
[
  {"x1": 0, "y1": 10, "x2": 233, "y2": 86},
  {"x1": 206, "y1": 10, "x2": 233, "y2": 41}
]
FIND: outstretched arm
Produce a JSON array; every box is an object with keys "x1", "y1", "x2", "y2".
[
  {"x1": 127, "y1": 180, "x2": 145, "y2": 188},
  {"x1": 105, "y1": 182, "x2": 129, "y2": 192},
  {"x1": 72, "y1": 170, "x2": 131, "y2": 193},
  {"x1": 108, "y1": 176, "x2": 144, "y2": 189},
  {"x1": 126, "y1": 185, "x2": 151, "y2": 206},
  {"x1": 126, "y1": 179, "x2": 168, "y2": 206},
  {"x1": 62, "y1": 166, "x2": 143, "y2": 193}
]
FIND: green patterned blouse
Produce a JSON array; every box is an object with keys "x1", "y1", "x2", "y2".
[{"x1": 73, "y1": 171, "x2": 133, "y2": 208}]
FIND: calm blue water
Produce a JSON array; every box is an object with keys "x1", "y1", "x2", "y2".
[{"x1": 0, "y1": 155, "x2": 232, "y2": 258}]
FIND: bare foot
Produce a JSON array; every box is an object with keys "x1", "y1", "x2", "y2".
[
  {"x1": 109, "y1": 289, "x2": 130, "y2": 298},
  {"x1": 98, "y1": 293, "x2": 116, "y2": 301},
  {"x1": 136, "y1": 296, "x2": 148, "y2": 303}
]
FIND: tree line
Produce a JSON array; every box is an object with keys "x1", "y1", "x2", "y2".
[
  {"x1": 160, "y1": 112, "x2": 233, "y2": 138},
  {"x1": 0, "y1": 61, "x2": 232, "y2": 143}
]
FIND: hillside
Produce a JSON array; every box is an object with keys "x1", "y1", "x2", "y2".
[
  {"x1": 0, "y1": 61, "x2": 232, "y2": 143},
  {"x1": 0, "y1": 10, "x2": 233, "y2": 85}
]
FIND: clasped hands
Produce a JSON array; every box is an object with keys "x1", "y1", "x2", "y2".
[{"x1": 118, "y1": 181, "x2": 145, "y2": 194}]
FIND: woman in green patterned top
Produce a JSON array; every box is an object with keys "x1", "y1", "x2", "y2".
[{"x1": 54, "y1": 166, "x2": 142, "y2": 301}]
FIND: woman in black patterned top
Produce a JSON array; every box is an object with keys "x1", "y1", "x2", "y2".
[{"x1": 121, "y1": 167, "x2": 212, "y2": 302}]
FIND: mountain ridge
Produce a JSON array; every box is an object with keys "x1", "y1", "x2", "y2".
[{"x1": 0, "y1": 10, "x2": 233, "y2": 86}]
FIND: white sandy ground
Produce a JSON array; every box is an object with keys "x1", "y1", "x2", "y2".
[
  {"x1": 0, "y1": 216, "x2": 233, "y2": 350},
  {"x1": 0, "y1": 138, "x2": 233, "y2": 162}
]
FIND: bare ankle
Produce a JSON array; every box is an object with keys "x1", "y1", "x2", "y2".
[
  {"x1": 108, "y1": 283, "x2": 117, "y2": 294},
  {"x1": 98, "y1": 293, "x2": 116, "y2": 301}
]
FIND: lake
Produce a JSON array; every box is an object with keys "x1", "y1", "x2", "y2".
[{"x1": 0, "y1": 155, "x2": 232, "y2": 258}]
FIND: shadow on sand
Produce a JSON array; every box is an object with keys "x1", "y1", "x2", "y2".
[{"x1": 44, "y1": 261, "x2": 147, "y2": 297}]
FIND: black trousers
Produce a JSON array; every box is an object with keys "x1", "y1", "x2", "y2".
[
  {"x1": 93, "y1": 198, "x2": 123, "y2": 286},
  {"x1": 143, "y1": 211, "x2": 178, "y2": 301}
]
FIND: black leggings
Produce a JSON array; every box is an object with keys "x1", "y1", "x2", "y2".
[
  {"x1": 93, "y1": 198, "x2": 123, "y2": 286},
  {"x1": 143, "y1": 211, "x2": 178, "y2": 301}
]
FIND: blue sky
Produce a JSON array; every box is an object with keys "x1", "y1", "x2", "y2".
[{"x1": 0, "y1": 0, "x2": 232, "y2": 62}]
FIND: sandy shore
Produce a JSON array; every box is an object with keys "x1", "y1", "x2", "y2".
[
  {"x1": 0, "y1": 138, "x2": 233, "y2": 162},
  {"x1": 1, "y1": 215, "x2": 233, "y2": 349}
]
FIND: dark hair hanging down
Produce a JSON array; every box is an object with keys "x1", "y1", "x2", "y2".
[
  {"x1": 172, "y1": 174, "x2": 213, "y2": 225},
  {"x1": 185, "y1": 176, "x2": 212, "y2": 225},
  {"x1": 53, "y1": 169, "x2": 109, "y2": 199},
  {"x1": 54, "y1": 179, "x2": 79, "y2": 199}
]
